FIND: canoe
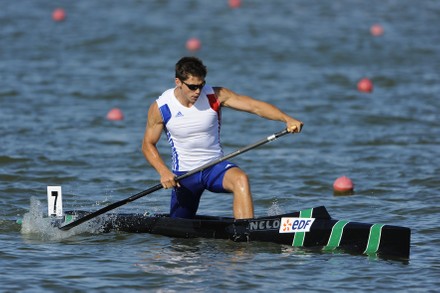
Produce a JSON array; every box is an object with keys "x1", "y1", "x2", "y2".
[{"x1": 59, "y1": 206, "x2": 410, "y2": 259}]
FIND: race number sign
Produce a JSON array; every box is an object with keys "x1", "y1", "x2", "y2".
[{"x1": 47, "y1": 186, "x2": 63, "y2": 217}]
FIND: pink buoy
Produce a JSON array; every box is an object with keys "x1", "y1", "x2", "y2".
[
  {"x1": 357, "y1": 78, "x2": 373, "y2": 93},
  {"x1": 333, "y1": 176, "x2": 354, "y2": 194},
  {"x1": 370, "y1": 24, "x2": 384, "y2": 37},
  {"x1": 52, "y1": 8, "x2": 66, "y2": 22},
  {"x1": 186, "y1": 37, "x2": 201, "y2": 52},
  {"x1": 106, "y1": 108, "x2": 124, "y2": 121}
]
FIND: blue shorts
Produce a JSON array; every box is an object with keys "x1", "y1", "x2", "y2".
[{"x1": 170, "y1": 161, "x2": 237, "y2": 218}]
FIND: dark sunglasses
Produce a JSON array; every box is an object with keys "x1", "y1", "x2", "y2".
[{"x1": 181, "y1": 80, "x2": 206, "y2": 91}]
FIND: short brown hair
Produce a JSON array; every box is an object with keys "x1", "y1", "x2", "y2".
[{"x1": 175, "y1": 57, "x2": 207, "y2": 81}]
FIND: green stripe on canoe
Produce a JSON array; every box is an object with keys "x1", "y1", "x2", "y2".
[
  {"x1": 322, "y1": 220, "x2": 349, "y2": 251},
  {"x1": 64, "y1": 214, "x2": 74, "y2": 224},
  {"x1": 363, "y1": 223, "x2": 384, "y2": 255},
  {"x1": 292, "y1": 208, "x2": 313, "y2": 247}
]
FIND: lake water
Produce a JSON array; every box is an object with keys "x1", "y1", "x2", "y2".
[{"x1": 1, "y1": 0, "x2": 439, "y2": 292}]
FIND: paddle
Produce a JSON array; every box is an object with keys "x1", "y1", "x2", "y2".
[{"x1": 59, "y1": 128, "x2": 291, "y2": 231}]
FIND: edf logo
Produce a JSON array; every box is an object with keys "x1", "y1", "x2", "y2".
[{"x1": 279, "y1": 217, "x2": 316, "y2": 233}]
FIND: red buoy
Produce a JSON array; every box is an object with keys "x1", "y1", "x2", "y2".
[
  {"x1": 370, "y1": 24, "x2": 384, "y2": 37},
  {"x1": 333, "y1": 176, "x2": 354, "y2": 194},
  {"x1": 106, "y1": 108, "x2": 124, "y2": 121},
  {"x1": 228, "y1": 0, "x2": 241, "y2": 9},
  {"x1": 357, "y1": 78, "x2": 373, "y2": 93},
  {"x1": 52, "y1": 8, "x2": 66, "y2": 22},
  {"x1": 186, "y1": 37, "x2": 201, "y2": 52}
]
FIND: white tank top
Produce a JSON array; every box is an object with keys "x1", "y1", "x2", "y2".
[{"x1": 156, "y1": 86, "x2": 223, "y2": 172}]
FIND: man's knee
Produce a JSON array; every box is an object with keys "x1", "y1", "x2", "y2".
[{"x1": 224, "y1": 168, "x2": 250, "y2": 192}]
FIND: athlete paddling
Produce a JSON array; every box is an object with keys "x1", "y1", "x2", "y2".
[{"x1": 142, "y1": 57, "x2": 303, "y2": 219}]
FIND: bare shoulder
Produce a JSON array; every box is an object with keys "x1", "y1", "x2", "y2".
[
  {"x1": 148, "y1": 100, "x2": 159, "y2": 112},
  {"x1": 147, "y1": 102, "x2": 162, "y2": 124},
  {"x1": 213, "y1": 86, "x2": 238, "y2": 104}
]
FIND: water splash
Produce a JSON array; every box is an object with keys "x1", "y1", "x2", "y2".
[
  {"x1": 20, "y1": 197, "x2": 102, "y2": 241},
  {"x1": 267, "y1": 199, "x2": 284, "y2": 216}
]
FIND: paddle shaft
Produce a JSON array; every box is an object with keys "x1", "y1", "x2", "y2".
[{"x1": 59, "y1": 128, "x2": 290, "y2": 230}]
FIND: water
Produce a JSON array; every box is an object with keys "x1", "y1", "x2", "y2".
[{"x1": 1, "y1": 0, "x2": 439, "y2": 291}]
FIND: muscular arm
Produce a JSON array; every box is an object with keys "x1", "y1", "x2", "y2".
[
  {"x1": 141, "y1": 102, "x2": 178, "y2": 188},
  {"x1": 214, "y1": 87, "x2": 303, "y2": 132}
]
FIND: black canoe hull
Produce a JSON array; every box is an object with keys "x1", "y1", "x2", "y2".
[{"x1": 63, "y1": 206, "x2": 410, "y2": 259}]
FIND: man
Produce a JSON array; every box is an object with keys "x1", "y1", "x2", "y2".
[{"x1": 142, "y1": 57, "x2": 303, "y2": 220}]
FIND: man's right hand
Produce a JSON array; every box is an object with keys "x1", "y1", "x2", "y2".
[{"x1": 160, "y1": 170, "x2": 180, "y2": 189}]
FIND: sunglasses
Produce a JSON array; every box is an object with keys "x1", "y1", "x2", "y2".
[{"x1": 181, "y1": 80, "x2": 206, "y2": 91}]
